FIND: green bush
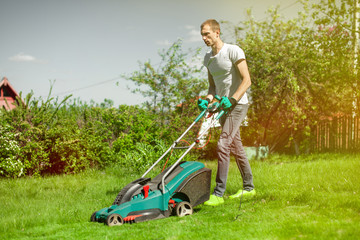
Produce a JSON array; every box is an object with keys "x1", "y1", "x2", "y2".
[
  {"x1": 117, "y1": 139, "x2": 200, "y2": 174},
  {"x1": 0, "y1": 81, "x2": 211, "y2": 178},
  {"x1": 0, "y1": 124, "x2": 23, "y2": 177},
  {"x1": 0, "y1": 90, "x2": 172, "y2": 177}
]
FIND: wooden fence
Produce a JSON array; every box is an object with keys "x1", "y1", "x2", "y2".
[{"x1": 311, "y1": 116, "x2": 360, "y2": 152}]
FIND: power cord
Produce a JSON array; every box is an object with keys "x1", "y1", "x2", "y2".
[{"x1": 233, "y1": 189, "x2": 244, "y2": 221}]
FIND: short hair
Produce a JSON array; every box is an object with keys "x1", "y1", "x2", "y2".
[{"x1": 201, "y1": 19, "x2": 220, "y2": 32}]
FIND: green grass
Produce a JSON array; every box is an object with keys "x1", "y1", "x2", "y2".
[{"x1": 1, "y1": 154, "x2": 359, "y2": 239}]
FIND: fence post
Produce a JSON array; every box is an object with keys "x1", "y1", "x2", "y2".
[
  {"x1": 334, "y1": 116, "x2": 338, "y2": 151},
  {"x1": 356, "y1": 117, "x2": 359, "y2": 149}
]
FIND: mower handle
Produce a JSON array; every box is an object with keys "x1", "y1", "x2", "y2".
[
  {"x1": 194, "y1": 109, "x2": 207, "y2": 123},
  {"x1": 214, "y1": 95, "x2": 221, "y2": 101},
  {"x1": 195, "y1": 95, "x2": 221, "y2": 122},
  {"x1": 142, "y1": 95, "x2": 225, "y2": 179}
]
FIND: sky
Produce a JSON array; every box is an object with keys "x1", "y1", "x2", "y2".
[{"x1": 0, "y1": 0, "x2": 305, "y2": 106}]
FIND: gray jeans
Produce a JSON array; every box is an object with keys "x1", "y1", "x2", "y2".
[{"x1": 213, "y1": 104, "x2": 254, "y2": 197}]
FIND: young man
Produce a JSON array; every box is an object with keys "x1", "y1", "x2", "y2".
[{"x1": 198, "y1": 19, "x2": 255, "y2": 206}]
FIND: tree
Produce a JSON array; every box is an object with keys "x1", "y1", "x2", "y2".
[
  {"x1": 311, "y1": 0, "x2": 360, "y2": 115},
  {"x1": 235, "y1": 0, "x2": 358, "y2": 154},
  {"x1": 121, "y1": 39, "x2": 207, "y2": 125}
]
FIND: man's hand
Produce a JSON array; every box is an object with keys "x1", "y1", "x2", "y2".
[
  {"x1": 219, "y1": 96, "x2": 237, "y2": 110},
  {"x1": 197, "y1": 98, "x2": 210, "y2": 111}
]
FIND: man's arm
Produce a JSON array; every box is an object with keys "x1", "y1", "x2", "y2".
[
  {"x1": 206, "y1": 69, "x2": 216, "y2": 102},
  {"x1": 231, "y1": 59, "x2": 251, "y2": 101}
]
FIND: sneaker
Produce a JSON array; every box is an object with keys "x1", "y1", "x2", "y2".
[
  {"x1": 204, "y1": 194, "x2": 224, "y2": 206},
  {"x1": 229, "y1": 189, "x2": 256, "y2": 199}
]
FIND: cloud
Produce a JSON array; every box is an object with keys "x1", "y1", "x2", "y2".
[
  {"x1": 9, "y1": 52, "x2": 45, "y2": 63},
  {"x1": 185, "y1": 25, "x2": 195, "y2": 30},
  {"x1": 184, "y1": 25, "x2": 201, "y2": 43},
  {"x1": 156, "y1": 40, "x2": 172, "y2": 46},
  {"x1": 156, "y1": 25, "x2": 202, "y2": 46},
  {"x1": 187, "y1": 29, "x2": 201, "y2": 43}
]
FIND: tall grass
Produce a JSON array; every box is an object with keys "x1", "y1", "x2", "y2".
[{"x1": 0, "y1": 154, "x2": 359, "y2": 239}]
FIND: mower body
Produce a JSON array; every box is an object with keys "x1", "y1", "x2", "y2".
[
  {"x1": 92, "y1": 161, "x2": 211, "y2": 225},
  {"x1": 91, "y1": 99, "x2": 226, "y2": 226}
]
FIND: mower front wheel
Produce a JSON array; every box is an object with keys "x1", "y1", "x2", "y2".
[
  {"x1": 106, "y1": 214, "x2": 124, "y2": 226},
  {"x1": 174, "y1": 201, "x2": 193, "y2": 217}
]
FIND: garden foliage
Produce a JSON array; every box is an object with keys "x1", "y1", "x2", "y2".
[
  {"x1": 0, "y1": 90, "x2": 166, "y2": 177},
  {"x1": 234, "y1": 0, "x2": 359, "y2": 154},
  {"x1": 2, "y1": 0, "x2": 359, "y2": 177},
  {"x1": 0, "y1": 88, "x2": 203, "y2": 177}
]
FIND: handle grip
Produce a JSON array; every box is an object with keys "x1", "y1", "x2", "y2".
[{"x1": 207, "y1": 95, "x2": 222, "y2": 113}]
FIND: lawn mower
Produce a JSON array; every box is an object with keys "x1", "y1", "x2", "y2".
[{"x1": 91, "y1": 96, "x2": 225, "y2": 226}]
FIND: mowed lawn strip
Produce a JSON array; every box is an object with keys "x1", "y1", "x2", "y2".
[{"x1": 1, "y1": 154, "x2": 359, "y2": 240}]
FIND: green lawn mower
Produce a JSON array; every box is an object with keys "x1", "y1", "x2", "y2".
[{"x1": 91, "y1": 96, "x2": 225, "y2": 226}]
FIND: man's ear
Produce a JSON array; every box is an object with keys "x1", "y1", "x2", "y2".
[{"x1": 216, "y1": 30, "x2": 221, "y2": 38}]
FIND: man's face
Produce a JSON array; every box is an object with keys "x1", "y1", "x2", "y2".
[{"x1": 201, "y1": 24, "x2": 219, "y2": 47}]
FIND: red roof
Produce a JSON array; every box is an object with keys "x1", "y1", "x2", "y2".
[{"x1": 0, "y1": 77, "x2": 21, "y2": 110}]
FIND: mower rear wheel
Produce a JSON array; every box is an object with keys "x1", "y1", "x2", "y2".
[
  {"x1": 174, "y1": 201, "x2": 193, "y2": 217},
  {"x1": 106, "y1": 214, "x2": 124, "y2": 226},
  {"x1": 90, "y1": 211, "x2": 97, "y2": 222}
]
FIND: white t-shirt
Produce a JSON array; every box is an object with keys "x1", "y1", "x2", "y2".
[{"x1": 204, "y1": 43, "x2": 249, "y2": 104}]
